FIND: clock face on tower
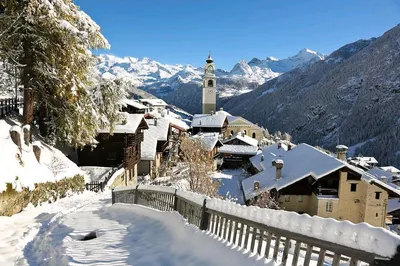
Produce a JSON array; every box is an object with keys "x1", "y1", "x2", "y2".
[
  {"x1": 206, "y1": 65, "x2": 214, "y2": 74},
  {"x1": 208, "y1": 89, "x2": 214, "y2": 94}
]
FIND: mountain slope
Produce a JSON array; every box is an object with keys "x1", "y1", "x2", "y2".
[{"x1": 223, "y1": 25, "x2": 400, "y2": 167}]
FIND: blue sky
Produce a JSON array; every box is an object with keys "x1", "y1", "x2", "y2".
[{"x1": 76, "y1": 0, "x2": 400, "y2": 70}]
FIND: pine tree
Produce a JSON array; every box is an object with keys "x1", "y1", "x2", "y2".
[{"x1": 0, "y1": 0, "x2": 124, "y2": 147}]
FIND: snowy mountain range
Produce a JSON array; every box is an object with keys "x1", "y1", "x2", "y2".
[{"x1": 96, "y1": 48, "x2": 325, "y2": 99}]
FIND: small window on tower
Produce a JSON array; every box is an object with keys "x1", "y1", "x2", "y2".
[
  {"x1": 252, "y1": 132, "x2": 256, "y2": 138},
  {"x1": 208, "y1": 80, "x2": 213, "y2": 87}
]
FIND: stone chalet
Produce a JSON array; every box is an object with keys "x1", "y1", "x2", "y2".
[{"x1": 243, "y1": 143, "x2": 400, "y2": 227}]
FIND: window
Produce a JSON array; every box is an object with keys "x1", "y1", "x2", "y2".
[
  {"x1": 375, "y1": 192, "x2": 381, "y2": 200},
  {"x1": 326, "y1": 202, "x2": 333, "y2": 212},
  {"x1": 350, "y1": 183, "x2": 357, "y2": 192},
  {"x1": 207, "y1": 80, "x2": 214, "y2": 87},
  {"x1": 284, "y1": 195, "x2": 290, "y2": 202},
  {"x1": 230, "y1": 130, "x2": 234, "y2": 135},
  {"x1": 376, "y1": 213, "x2": 379, "y2": 217},
  {"x1": 243, "y1": 130, "x2": 247, "y2": 135},
  {"x1": 297, "y1": 195, "x2": 303, "y2": 202},
  {"x1": 252, "y1": 132, "x2": 256, "y2": 138}
]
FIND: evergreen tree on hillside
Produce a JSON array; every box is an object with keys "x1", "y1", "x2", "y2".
[{"x1": 0, "y1": 0, "x2": 122, "y2": 146}]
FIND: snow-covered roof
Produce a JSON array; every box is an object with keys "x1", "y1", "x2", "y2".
[
  {"x1": 139, "y1": 98, "x2": 167, "y2": 107},
  {"x1": 368, "y1": 167, "x2": 393, "y2": 181},
  {"x1": 148, "y1": 110, "x2": 189, "y2": 131},
  {"x1": 381, "y1": 166, "x2": 400, "y2": 174},
  {"x1": 141, "y1": 118, "x2": 170, "y2": 160},
  {"x1": 191, "y1": 133, "x2": 221, "y2": 152},
  {"x1": 387, "y1": 199, "x2": 400, "y2": 213},
  {"x1": 350, "y1": 156, "x2": 378, "y2": 164},
  {"x1": 191, "y1": 112, "x2": 227, "y2": 128},
  {"x1": 243, "y1": 143, "x2": 345, "y2": 200},
  {"x1": 249, "y1": 143, "x2": 289, "y2": 171},
  {"x1": 122, "y1": 99, "x2": 149, "y2": 109},
  {"x1": 218, "y1": 145, "x2": 258, "y2": 156},
  {"x1": 244, "y1": 143, "x2": 400, "y2": 200},
  {"x1": 98, "y1": 113, "x2": 147, "y2": 134},
  {"x1": 224, "y1": 132, "x2": 258, "y2": 147}
]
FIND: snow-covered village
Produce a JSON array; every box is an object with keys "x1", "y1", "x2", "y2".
[{"x1": 1, "y1": 1, "x2": 400, "y2": 265}]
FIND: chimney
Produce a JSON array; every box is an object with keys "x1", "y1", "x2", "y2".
[
  {"x1": 381, "y1": 176, "x2": 387, "y2": 183},
  {"x1": 242, "y1": 131, "x2": 245, "y2": 137},
  {"x1": 272, "y1": 159, "x2": 284, "y2": 180},
  {"x1": 220, "y1": 107, "x2": 223, "y2": 111},
  {"x1": 154, "y1": 118, "x2": 158, "y2": 126},
  {"x1": 260, "y1": 154, "x2": 264, "y2": 162},
  {"x1": 254, "y1": 181, "x2": 260, "y2": 191},
  {"x1": 336, "y1": 145, "x2": 348, "y2": 161},
  {"x1": 278, "y1": 142, "x2": 282, "y2": 149},
  {"x1": 167, "y1": 109, "x2": 170, "y2": 115}
]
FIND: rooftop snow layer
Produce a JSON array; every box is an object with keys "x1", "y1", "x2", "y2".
[
  {"x1": 98, "y1": 113, "x2": 147, "y2": 134},
  {"x1": 191, "y1": 112, "x2": 227, "y2": 128},
  {"x1": 141, "y1": 118, "x2": 170, "y2": 160},
  {"x1": 243, "y1": 144, "x2": 346, "y2": 200},
  {"x1": 148, "y1": 110, "x2": 189, "y2": 131},
  {"x1": 224, "y1": 133, "x2": 259, "y2": 147},
  {"x1": 122, "y1": 99, "x2": 149, "y2": 109},
  {"x1": 139, "y1": 98, "x2": 167, "y2": 106},
  {"x1": 191, "y1": 132, "x2": 221, "y2": 152},
  {"x1": 244, "y1": 143, "x2": 400, "y2": 200},
  {"x1": 218, "y1": 145, "x2": 258, "y2": 155},
  {"x1": 381, "y1": 166, "x2": 400, "y2": 174}
]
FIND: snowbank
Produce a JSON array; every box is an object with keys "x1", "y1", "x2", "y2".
[
  {"x1": 0, "y1": 119, "x2": 82, "y2": 192},
  {"x1": 207, "y1": 197, "x2": 400, "y2": 258}
]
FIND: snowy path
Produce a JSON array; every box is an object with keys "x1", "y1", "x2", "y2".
[{"x1": 0, "y1": 191, "x2": 268, "y2": 266}]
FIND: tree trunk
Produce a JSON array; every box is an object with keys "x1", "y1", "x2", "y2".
[{"x1": 22, "y1": 40, "x2": 34, "y2": 125}]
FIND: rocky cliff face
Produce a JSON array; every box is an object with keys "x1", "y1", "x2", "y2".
[{"x1": 223, "y1": 25, "x2": 400, "y2": 167}]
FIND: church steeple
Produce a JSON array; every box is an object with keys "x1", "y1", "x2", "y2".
[
  {"x1": 202, "y1": 53, "x2": 217, "y2": 114},
  {"x1": 206, "y1": 52, "x2": 213, "y2": 63}
]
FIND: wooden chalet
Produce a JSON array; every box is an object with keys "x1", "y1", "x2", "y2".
[
  {"x1": 121, "y1": 99, "x2": 149, "y2": 114},
  {"x1": 78, "y1": 113, "x2": 148, "y2": 181}
]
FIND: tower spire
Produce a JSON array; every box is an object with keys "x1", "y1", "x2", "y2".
[{"x1": 206, "y1": 51, "x2": 213, "y2": 63}]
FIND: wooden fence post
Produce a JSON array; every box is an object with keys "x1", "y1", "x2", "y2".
[
  {"x1": 134, "y1": 184, "x2": 140, "y2": 204},
  {"x1": 173, "y1": 189, "x2": 178, "y2": 211},
  {"x1": 111, "y1": 189, "x2": 115, "y2": 204},
  {"x1": 199, "y1": 198, "x2": 210, "y2": 230}
]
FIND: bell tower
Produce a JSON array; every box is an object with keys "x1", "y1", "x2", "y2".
[{"x1": 202, "y1": 53, "x2": 217, "y2": 114}]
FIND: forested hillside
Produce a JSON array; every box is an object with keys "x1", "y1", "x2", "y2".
[{"x1": 223, "y1": 25, "x2": 400, "y2": 167}]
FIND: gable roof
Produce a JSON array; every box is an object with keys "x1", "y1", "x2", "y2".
[
  {"x1": 191, "y1": 132, "x2": 222, "y2": 152},
  {"x1": 141, "y1": 118, "x2": 170, "y2": 160},
  {"x1": 122, "y1": 99, "x2": 149, "y2": 110},
  {"x1": 191, "y1": 112, "x2": 227, "y2": 128},
  {"x1": 227, "y1": 116, "x2": 263, "y2": 130},
  {"x1": 368, "y1": 167, "x2": 393, "y2": 181},
  {"x1": 98, "y1": 113, "x2": 148, "y2": 134},
  {"x1": 243, "y1": 143, "x2": 400, "y2": 201},
  {"x1": 147, "y1": 110, "x2": 189, "y2": 131},
  {"x1": 218, "y1": 145, "x2": 259, "y2": 156},
  {"x1": 224, "y1": 132, "x2": 259, "y2": 147},
  {"x1": 243, "y1": 143, "x2": 345, "y2": 200},
  {"x1": 387, "y1": 199, "x2": 400, "y2": 213},
  {"x1": 249, "y1": 143, "x2": 289, "y2": 171}
]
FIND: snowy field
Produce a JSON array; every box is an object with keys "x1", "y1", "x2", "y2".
[{"x1": 0, "y1": 191, "x2": 270, "y2": 266}]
